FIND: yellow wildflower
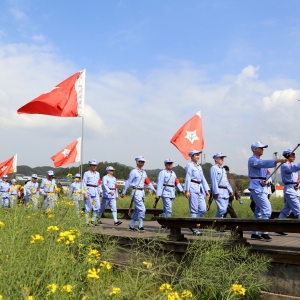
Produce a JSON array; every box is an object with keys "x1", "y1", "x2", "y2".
[
  {"x1": 87, "y1": 268, "x2": 100, "y2": 279},
  {"x1": 0, "y1": 295, "x2": 3, "y2": 300},
  {"x1": 167, "y1": 292, "x2": 181, "y2": 300},
  {"x1": 67, "y1": 173, "x2": 73, "y2": 178},
  {"x1": 30, "y1": 234, "x2": 44, "y2": 244},
  {"x1": 159, "y1": 283, "x2": 172, "y2": 293},
  {"x1": 196, "y1": 224, "x2": 200, "y2": 228},
  {"x1": 88, "y1": 249, "x2": 100, "y2": 263},
  {"x1": 142, "y1": 261, "x2": 152, "y2": 269},
  {"x1": 181, "y1": 290, "x2": 193, "y2": 298},
  {"x1": 231, "y1": 283, "x2": 246, "y2": 296},
  {"x1": 109, "y1": 287, "x2": 121, "y2": 296},
  {"x1": 61, "y1": 284, "x2": 73, "y2": 293},
  {"x1": 0, "y1": 221, "x2": 5, "y2": 228},
  {"x1": 28, "y1": 297, "x2": 34, "y2": 300},
  {"x1": 46, "y1": 283, "x2": 58, "y2": 294},
  {"x1": 47, "y1": 226, "x2": 59, "y2": 232},
  {"x1": 48, "y1": 214, "x2": 54, "y2": 219},
  {"x1": 100, "y1": 261, "x2": 112, "y2": 270}
]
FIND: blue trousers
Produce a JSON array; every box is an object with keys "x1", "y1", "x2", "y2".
[
  {"x1": 279, "y1": 193, "x2": 300, "y2": 219},
  {"x1": 250, "y1": 189, "x2": 271, "y2": 234},
  {"x1": 214, "y1": 197, "x2": 229, "y2": 218},
  {"x1": 131, "y1": 195, "x2": 145, "y2": 220},
  {"x1": 189, "y1": 192, "x2": 206, "y2": 216},
  {"x1": 100, "y1": 197, "x2": 117, "y2": 213},
  {"x1": 162, "y1": 196, "x2": 174, "y2": 217}
]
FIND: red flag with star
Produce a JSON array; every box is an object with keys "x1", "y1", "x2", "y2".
[
  {"x1": 17, "y1": 70, "x2": 85, "y2": 117},
  {"x1": 0, "y1": 154, "x2": 17, "y2": 177},
  {"x1": 51, "y1": 138, "x2": 81, "y2": 167},
  {"x1": 170, "y1": 111, "x2": 204, "y2": 160}
]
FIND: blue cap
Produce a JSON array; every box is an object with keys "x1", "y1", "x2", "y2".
[
  {"x1": 282, "y1": 148, "x2": 293, "y2": 156},
  {"x1": 213, "y1": 152, "x2": 227, "y2": 159},
  {"x1": 11, "y1": 179, "x2": 16, "y2": 183},
  {"x1": 74, "y1": 173, "x2": 81, "y2": 178},
  {"x1": 135, "y1": 155, "x2": 146, "y2": 162},
  {"x1": 2, "y1": 175, "x2": 8, "y2": 178},
  {"x1": 164, "y1": 158, "x2": 174, "y2": 164},
  {"x1": 106, "y1": 166, "x2": 115, "y2": 171},
  {"x1": 32, "y1": 174, "x2": 38, "y2": 178},
  {"x1": 251, "y1": 141, "x2": 268, "y2": 151},
  {"x1": 88, "y1": 159, "x2": 98, "y2": 165},
  {"x1": 188, "y1": 150, "x2": 202, "y2": 157},
  {"x1": 47, "y1": 170, "x2": 54, "y2": 176}
]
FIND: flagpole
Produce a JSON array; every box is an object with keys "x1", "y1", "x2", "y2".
[{"x1": 80, "y1": 116, "x2": 84, "y2": 179}]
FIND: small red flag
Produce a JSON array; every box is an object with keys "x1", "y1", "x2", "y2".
[
  {"x1": 17, "y1": 70, "x2": 85, "y2": 117},
  {"x1": 51, "y1": 138, "x2": 81, "y2": 167},
  {"x1": 170, "y1": 111, "x2": 204, "y2": 160},
  {"x1": 0, "y1": 154, "x2": 17, "y2": 177}
]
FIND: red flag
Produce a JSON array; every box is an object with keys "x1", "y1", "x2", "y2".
[
  {"x1": 17, "y1": 70, "x2": 85, "y2": 117},
  {"x1": 0, "y1": 154, "x2": 17, "y2": 177},
  {"x1": 51, "y1": 138, "x2": 81, "y2": 167},
  {"x1": 170, "y1": 111, "x2": 204, "y2": 160}
]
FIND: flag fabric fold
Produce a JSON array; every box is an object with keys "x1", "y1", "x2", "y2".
[
  {"x1": 170, "y1": 111, "x2": 204, "y2": 160},
  {"x1": 0, "y1": 154, "x2": 17, "y2": 177},
  {"x1": 17, "y1": 70, "x2": 85, "y2": 117},
  {"x1": 51, "y1": 138, "x2": 81, "y2": 167}
]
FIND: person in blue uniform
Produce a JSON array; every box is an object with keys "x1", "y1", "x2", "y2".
[
  {"x1": 155, "y1": 159, "x2": 183, "y2": 225},
  {"x1": 248, "y1": 141, "x2": 287, "y2": 241},
  {"x1": 98, "y1": 166, "x2": 122, "y2": 226},
  {"x1": 68, "y1": 173, "x2": 83, "y2": 215},
  {"x1": 0, "y1": 175, "x2": 10, "y2": 207},
  {"x1": 210, "y1": 153, "x2": 233, "y2": 218},
  {"x1": 9, "y1": 179, "x2": 19, "y2": 208},
  {"x1": 40, "y1": 170, "x2": 57, "y2": 210},
  {"x1": 121, "y1": 156, "x2": 156, "y2": 232},
  {"x1": 184, "y1": 150, "x2": 210, "y2": 235},
  {"x1": 82, "y1": 159, "x2": 102, "y2": 225},
  {"x1": 276, "y1": 148, "x2": 300, "y2": 236},
  {"x1": 24, "y1": 174, "x2": 40, "y2": 209}
]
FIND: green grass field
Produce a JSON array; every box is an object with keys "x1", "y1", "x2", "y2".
[{"x1": 115, "y1": 194, "x2": 285, "y2": 219}]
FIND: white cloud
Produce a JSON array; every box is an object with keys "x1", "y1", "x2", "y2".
[
  {"x1": 1, "y1": 41, "x2": 300, "y2": 174},
  {"x1": 31, "y1": 34, "x2": 46, "y2": 43},
  {"x1": 10, "y1": 8, "x2": 27, "y2": 21}
]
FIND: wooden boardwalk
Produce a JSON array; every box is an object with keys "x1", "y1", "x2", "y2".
[{"x1": 90, "y1": 219, "x2": 300, "y2": 264}]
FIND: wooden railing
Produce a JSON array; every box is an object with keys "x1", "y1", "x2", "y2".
[{"x1": 156, "y1": 217, "x2": 300, "y2": 241}]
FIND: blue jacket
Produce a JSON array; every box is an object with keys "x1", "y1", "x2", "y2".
[
  {"x1": 82, "y1": 170, "x2": 101, "y2": 197},
  {"x1": 210, "y1": 164, "x2": 232, "y2": 198},
  {"x1": 248, "y1": 155, "x2": 276, "y2": 192},
  {"x1": 102, "y1": 174, "x2": 118, "y2": 199},
  {"x1": 156, "y1": 169, "x2": 183, "y2": 198},
  {"x1": 184, "y1": 162, "x2": 209, "y2": 197},
  {"x1": 281, "y1": 161, "x2": 300, "y2": 196},
  {"x1": 122, "y1": 168, "x2": 155, "y2": 196}
]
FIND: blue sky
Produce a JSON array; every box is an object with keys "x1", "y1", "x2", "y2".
[
  {"x1": 1, "y1": 0, "x2": 300, "y2": 174},
  {"x1": 2, "y1": 0, "x2": 300, "y2": 80}
]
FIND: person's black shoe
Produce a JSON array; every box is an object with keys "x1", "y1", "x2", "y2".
[
  {"x1": 114, "y1": 221, "x2": 122, "y2": 226},
  {"x1": 138, "y1": 227, "x2": 145, "y2": 232},
  {"x1": 261, "y1": 234, "x2": 272, "y2": 242},
  {"x1": 274, "y1": 232, "x2": 288, "y2": 236},
  {"x1": 128, "y1": 227, "x2": 137, "y2": 232},
  {"x1": 251, "y1": 234, "x2": 264, "y2": 241}
]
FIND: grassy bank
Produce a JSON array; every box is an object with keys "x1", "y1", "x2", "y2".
[{"x1": 0, "y1": 198, "x2": 271, "y2": 299}]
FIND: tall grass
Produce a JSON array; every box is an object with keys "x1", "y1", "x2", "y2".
[{"x1": 0, "y1": 197, "x2": 271, "y2": 299}]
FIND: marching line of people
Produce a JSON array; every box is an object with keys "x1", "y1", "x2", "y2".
[{"x1": 1, "y1": 140, "x2": 299, "y2": 242}]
